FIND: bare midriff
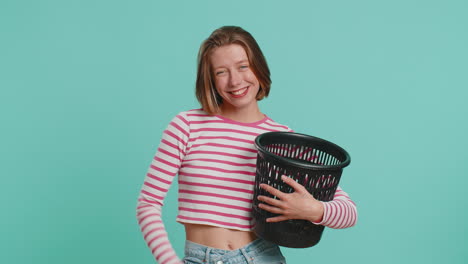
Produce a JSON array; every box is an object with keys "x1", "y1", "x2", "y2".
[{"x1": 184, "y1": 223, "x2": 257, "y2": 250}]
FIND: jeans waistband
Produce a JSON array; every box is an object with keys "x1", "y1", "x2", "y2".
[{"x1": 184, "y1": 238, "x2": 278, "y2": 263}]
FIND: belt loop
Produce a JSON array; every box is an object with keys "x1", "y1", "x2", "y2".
[
  {"x1": 240, "y1": 248, "x2": 253, "y2": 264},
  {"x1": 205, "y1": 247, "x2": 211, "y2": 264}
]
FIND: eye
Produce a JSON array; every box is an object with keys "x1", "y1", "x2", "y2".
[
  {"x1": 239, "y1": 65, "x2": 249, "y2": 70},
  {"x1": 215, "y1": 70, "x2": 226, "y2": 76}
]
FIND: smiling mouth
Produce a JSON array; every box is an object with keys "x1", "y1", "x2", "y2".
[{"x1": 229, "y1": 86, "x2": 249, "y2": 96}]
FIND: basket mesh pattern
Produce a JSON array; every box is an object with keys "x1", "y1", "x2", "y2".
[{"x1": 252, "y1": 133, "x2": 350, "y2": 248}]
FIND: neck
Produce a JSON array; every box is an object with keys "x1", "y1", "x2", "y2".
[{"x1": 218, "y1": 104, "x2": 264, "y2": 123}]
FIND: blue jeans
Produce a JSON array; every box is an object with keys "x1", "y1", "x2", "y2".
[{"x1": 183, "y1": 239, "x2": 286, "y2": 264}]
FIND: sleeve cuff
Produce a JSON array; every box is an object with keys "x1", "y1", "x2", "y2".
[{"x1": 311, "y1": 201, "x2": 328, "y2": 225}]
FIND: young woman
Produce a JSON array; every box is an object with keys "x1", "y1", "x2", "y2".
[{"x1": 136, "y1": 26, "x2": 357, "y2": 264}]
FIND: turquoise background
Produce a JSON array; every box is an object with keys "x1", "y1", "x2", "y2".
[{"x1": 1, "y1": 0, "x2": 467, "y2": 263}]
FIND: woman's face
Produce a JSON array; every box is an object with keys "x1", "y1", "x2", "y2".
[{"x1": 210, "y1": 44, "x2": 260, "y2": 113}]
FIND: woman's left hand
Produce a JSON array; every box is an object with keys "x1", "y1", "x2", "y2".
[{"x1": 257, "y1": 175, "x2": 324, "y2": 223}]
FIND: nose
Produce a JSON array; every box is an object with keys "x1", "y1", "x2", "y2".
[{"x1": 229, "y1": 70, "x2": 242, "y2": 87}]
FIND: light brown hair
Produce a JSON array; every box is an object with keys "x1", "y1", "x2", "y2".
[{"x1": 195, "y1": 26, "x2": 271, "y2": 114}]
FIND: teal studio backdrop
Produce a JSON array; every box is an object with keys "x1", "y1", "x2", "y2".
[{"x1": 1, "y1": 0, "x2": 467, "y2": 263}]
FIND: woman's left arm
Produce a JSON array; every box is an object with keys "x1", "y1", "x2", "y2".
[{"x1": 257, "y1": 175, "x2": 357, "y2": 229}]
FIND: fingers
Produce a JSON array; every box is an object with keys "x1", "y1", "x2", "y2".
[
  {"x1": 265, "y1": 215, "x2": 290, "y2": 223},
  {"x1": 259, "y1": 183, "x2": 285, "y2": 198},
  {"x1": 281, "y1": 175, "x2": 307, "y2": 194},
  {"x1": 257, "y1": 195, "x2": 282, "y2": 207},
  {"x1": 259, "y1": 176, "x2": 306, "y2": 197},
  {"x1": 258, "y1": 202, "x2": 283, "y2": 214}
]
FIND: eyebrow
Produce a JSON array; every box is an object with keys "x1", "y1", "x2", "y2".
[{"x1": 213, "y1": 59, "x2": 249, "y2": 69}]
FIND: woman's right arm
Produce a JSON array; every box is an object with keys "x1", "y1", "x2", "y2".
[{"x1": 136, "y1": 113, "x2": 190, "y2": 264}]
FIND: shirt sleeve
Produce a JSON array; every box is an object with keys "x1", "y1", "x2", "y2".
[
  {"x1": 312, "y1": 186, "x2": 358, "y2": 228},
  {"x1": 136, "y1": 113, "x2": 190, "y2": 264},
  {"x1": 284, "y1": 129, "x2": 357, "y2": 228}
]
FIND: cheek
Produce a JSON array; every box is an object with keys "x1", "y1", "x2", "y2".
[
  {"x1": 247, "y1": 71, "x2": 259, "y2": 85},
  {"x1": 214, "y1": 78, "x2": 227, "y2": 92}
]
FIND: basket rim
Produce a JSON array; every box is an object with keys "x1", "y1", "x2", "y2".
[{"x1": 254, "y1": 132, "x2": 351, "y2": 170}]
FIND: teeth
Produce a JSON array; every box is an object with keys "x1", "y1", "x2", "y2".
[{"x1": 231, "y1": 87, "x2": 247, "y2": 95}]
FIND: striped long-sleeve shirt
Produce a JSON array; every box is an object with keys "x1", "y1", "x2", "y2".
[{"x1": 136, "y1": 109, "x2": 357, "y2": 264}]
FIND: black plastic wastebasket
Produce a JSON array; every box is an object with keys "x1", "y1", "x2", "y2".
[{"x1": 252, "y1": 132, "x2": 351, "y2": 248}]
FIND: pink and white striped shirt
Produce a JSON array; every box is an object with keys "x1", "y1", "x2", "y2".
[{"x1": 136, "y1": 109, "x2": 357, "y2": 264}]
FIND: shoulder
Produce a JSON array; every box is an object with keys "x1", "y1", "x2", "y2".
[
  {"x1": 262, "y1": 115, "x2": 293, "y2": 132},
  {"x1": 172, "y1": 109, "x2": 226, "y2": 130},
  {"x1": 175, "y1": 108, "x2": 218, "y2": 123}
]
